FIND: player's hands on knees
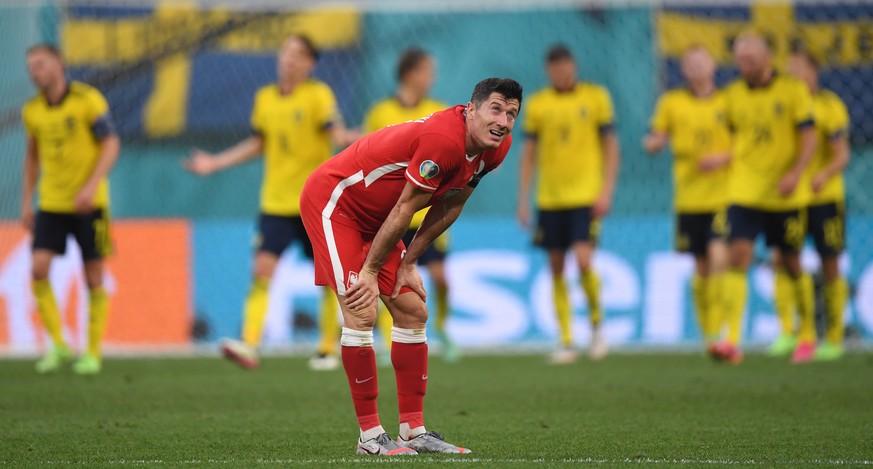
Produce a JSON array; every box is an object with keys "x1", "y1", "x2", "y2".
[
  {"x1": 345, "y1": 270, "x2": 379, "y2": 313},
  {"x1": 21, "y1": 203, "x2": 34, "y2": 232},
  {"x1": 392, "y1": 263, "x2": 426, "y2": 302},
  {"x1": 184, "y1": 148, "x2": 219, "y2": 176}
]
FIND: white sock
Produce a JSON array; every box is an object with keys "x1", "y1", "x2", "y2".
[
  {"x1": 399, "y1": 423, "x2": 426, "y2": 440},
  {"x1": 361, "y1": 425, "x2": 386, "y2": 441}
]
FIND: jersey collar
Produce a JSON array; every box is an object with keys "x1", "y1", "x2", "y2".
[
  {"x1": 745, "y1": 70, "x2": 777, "y2": 89},
  {"x1": 44, "y1": 83, "x2": 70, "y2": 107}
]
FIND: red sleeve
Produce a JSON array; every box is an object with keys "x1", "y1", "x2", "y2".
[{"x1": 405, "y1": 132, "x2": 462, "y2": 193}]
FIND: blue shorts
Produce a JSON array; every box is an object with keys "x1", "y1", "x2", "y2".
[
  {"x1": 401, "y1": 228, "x2": 447, "y2": 265},
  {"x1": 676, "y1": 210, "x2": 727, "y2": 257},
  {"x1": 726, "y1": 205, "x2": 806, "y2": 253},
  {"x1": 32, "y1": 209, "x2": 112, "y2": 261},
  {"x1": 534, "y1": 206, "x2": 599, "y2": 250},
  {"x1": 808, "y1": 201, "x2": 845, "y2": 256},
  {"x1": 256, "y1": 213, "x2": 314, "y2": 259}
]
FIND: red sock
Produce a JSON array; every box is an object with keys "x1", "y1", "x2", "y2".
[
  {"x1": 342, "y1": 345, "x2": 381, "y2": 431},
  {"x1": 391, "y1": 341, "x2": 428, "y2": 429}
]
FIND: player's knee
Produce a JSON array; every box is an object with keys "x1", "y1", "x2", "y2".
[
  {"x1": 31, "y1": 260, "x2": 50, "y2": 281},
  {"x1": 392, "y1": 302, "x2": 428, "y2": 329},
  {"x1": 343, "y1": 307, "x2": 377, "y2": 330}
]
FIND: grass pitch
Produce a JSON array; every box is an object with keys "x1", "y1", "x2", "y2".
[{"x1": 2, "y1": 351, "x2": 872, "y2": 467}]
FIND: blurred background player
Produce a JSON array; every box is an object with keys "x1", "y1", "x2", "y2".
[
  {"x1": 21, "y1": 44, "x2": 120, "y2": 375},
  {"x1": 300, "y1": 78, "x2": 522, "y2": 455},
  {"x1": 643, "y1": 45, "x2": 731, "y2": 352},
  {"x1": 518, "y1": 45, "x2": 620, "y2": 363},
  {"x1": 362, "y1": 48, "x2": 458, "y2": 364},
  {"x1": 768, "y1": 48, "x2": 851, "y2": 361},
  {"x1": 713, "y1": 31, "x2": 817, "y2": 364},
  {"x1": 185, "y1": 35, "x2": 357, "y2": 370}
]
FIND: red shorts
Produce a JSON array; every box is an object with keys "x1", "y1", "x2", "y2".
[{"x1": 300, "y1": 194, "x2": 407, "y2": 297}]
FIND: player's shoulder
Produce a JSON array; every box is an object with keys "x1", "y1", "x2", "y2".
[
  {"x1": 366, "y1": 97, "x2": 397, "y2": 114},
  {"x1": 421, "y1": 97, "x2": 449, "y2": 114},
  {"x1": 22, "y1": 92, "x2": 43, "y2": 113},
  {"x1": 68, "y1": 81, "x2": 101, "y2": 97},
  {"x1": 723, "y1": 78, "x2": 746, "y2": 94},
  {"x1": 774, "y1": 74, "x2": 808, "y2": 93},
  {"x1": 816, "y1": 88, "x2": 846, "y2": 107},
  {"x1": 301, "y1": 78, "x2": 333, "y2": 93},
  {"x1": 660, "y1": 87, "x2": 691, "y2": 103},
  {"x1": 254, "y1": 83, "x2": 279, "y2": 100},
  {"x1": 578, "y1": 81, "x2": 610, "y2": 95}
]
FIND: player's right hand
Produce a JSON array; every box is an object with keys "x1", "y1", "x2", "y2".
[
  {"x1": 183, "y1": 148, "x2": 219, "y2": 175},
  {"x1": 21, "y1": 204, "x2": 34, "y2": 232},
  {"x1": 345, "y1": 270, "x2": 380, "y2": 313}
]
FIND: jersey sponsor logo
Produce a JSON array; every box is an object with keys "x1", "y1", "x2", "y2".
[{"x1": 419, "y1": 160, "x2": 440, "y2": 179}]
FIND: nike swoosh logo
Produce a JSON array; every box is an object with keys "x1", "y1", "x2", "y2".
[
  {"x1": 355, "y1": 376, "x2": 374, "y2": 384},
  {"x1": 421, "y1": 375, "x2": 428, "y2": 381}
]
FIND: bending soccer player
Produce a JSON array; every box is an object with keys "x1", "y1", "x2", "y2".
[
  {"x1": 768, "y1": 48, "x2": 851, "y2": 361},
  {"x1": 362, "y1": 48, "x2": 458, "y2": 364},
  {"x1": 713, "y1": 32, "x2": 817, "y2": 364},
  {"x1": 518, "y1": 45, "x2": 620, "y2": 363},
  {"x1": 22, "y1": 44, "x2": 121, "y2": 375},
  {"x1": 643, "y1": 45, "x2": 731, "y2": 352},
  {"x1": 300, "y1": 78, "x2": 522, "y2": 455},
  {"x1": 185, "y1": 35, "x2": 357, "y2": 370}
]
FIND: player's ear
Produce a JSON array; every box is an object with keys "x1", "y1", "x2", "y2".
[{"x1": 466, "y1": 101, "x2": 475, "y2": 116}]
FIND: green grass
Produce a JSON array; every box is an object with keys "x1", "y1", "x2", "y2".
[{"x1": 2, "y1": 352, "x2": 872, "y2": 467}]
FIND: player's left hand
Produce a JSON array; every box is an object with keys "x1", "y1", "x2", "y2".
[
  {"x1": 73, "y1": 185, "x2": 96, "y2": 213},
  {"x1": 811, "y1": 171, "x2": 829, "y2": 193},
  {"x1": 593, "y1": 193, "x2": 612, "y2": 219},
  {"x1": 344, "y1": 269, "x2": 380, "y2": 312},
  {"x1": 392, "y1": 263, "x2": 426, "y2": 302},
  {"x1": 778, "y1": 170, "x2": 801, "y2": 197}
]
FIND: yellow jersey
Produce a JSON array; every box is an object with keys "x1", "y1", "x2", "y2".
[
  {"x1": 251, "y1": 79, "x2": 339, "y2": 216},
  {"x1": 524, "y1": 82, "x2": 615, "y2": 209},
  {"x1": 807, "y1": 89, "x2": 849, "y2": 205},
  {"x1": 649, "y1": 88, "x2": 731, "y2": 213},
  {"x1": 362, "y1": 96, "x2": 447, "y2": 228},
  {"x1": 723, "y1": 74, "x2": 814, "y2": 211},
  {"x1": 22, "y1": 81, "x2": 112, "y2": 213}
]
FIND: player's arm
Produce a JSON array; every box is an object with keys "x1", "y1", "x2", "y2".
[
  {"x1": 21, "y1": 134, "x2": 38, "y2": 231},
  {"x1": 406, "y1": 187, "x2": 472, "y2": 267},
  {"x1": 778, "y1": 125, "x2": 817, "y2": 197},
  {"x1": 345, "y1": 183, "x2": 432, "y2": 309},
  {"x1": 75, "y1": 115, "x2": 120, "y2": 213},
  {"x1": 516, "y1": 138, "x2": 537, "y2": 227},
  {"x1": 184, "y1": 135, "x2": 263, "y2": 176},
  {"x1": 643, "y1": 95, "x2": 669, "y2": 155},
  {"x1": 698, "y1": 150, "x2": 732, "y2": 172},
  {"x1": 595, "y1": 129, "x2": 620, "y2": 218},
  {"x1": 813, "y1": 132, "x2": 850, "y2": 193},
  {"x1": 328, "y1": 119, "x2": 360, "y2": 149}
]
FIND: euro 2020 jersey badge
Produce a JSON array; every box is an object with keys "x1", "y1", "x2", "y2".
[{"x1": 419, "y1": 160, "x2": 440, "y2": 179}]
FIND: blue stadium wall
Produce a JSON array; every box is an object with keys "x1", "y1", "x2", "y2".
[{"x1": 1, "y1": 4, "x2": 872, "y2": 347}]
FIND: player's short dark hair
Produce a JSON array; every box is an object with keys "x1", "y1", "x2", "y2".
[
  {"x1": 26, "y1": 43, "x2": 63, "y2": 60},
  {"x1": 288, "y1": 34, "x2": 319, "y2": 61},
  {"x1": 470, "y1": 78, "x2": 523, "y2": 106},
  {"x1": 397, "y1": 47, "x2": 430, "y2": 82},
  {"x1": 546, "y1": 44, "x2": 574, "y2": 63}
]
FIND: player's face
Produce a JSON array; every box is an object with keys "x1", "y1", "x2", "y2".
[
  {"x1": 733, "y1": 39, "x2": 770, "y2": 83},
  {"x1": 787, "y1": 54, "x2": 817, "y2": 90},
  {"x1": 546, "y1": 58, "x2": 576, "y2": 91},
  {"x1": 26, "y1": 50, "x2": 63, "y2": 90},
  {"x1": 466, "y1": 92, "x2": 520, "y2": 151},
  {"x1": 406, "y1": 58, "x2": 435, "y2": 94},
  {"x1": 681, "y1": 48, "x2": 715, "y2": 83},
  {"x1": 277, "y1": 37, "x2": 315, "y2": 83}
]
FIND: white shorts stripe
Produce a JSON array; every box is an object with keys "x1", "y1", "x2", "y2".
[{"x1": 318, "y1": 163, "x2": 410, "y2": 296}]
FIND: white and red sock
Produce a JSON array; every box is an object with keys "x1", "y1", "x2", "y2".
[
  {"x1": 391, "y1": 326, "x2": 428, "y2": 440},
  {"x1": 340, "y1": 328, "x2": 382, "y2": 439}
]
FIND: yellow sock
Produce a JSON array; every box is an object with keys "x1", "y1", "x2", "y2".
[
  {"x1": 581, "y1": 270, "x2": 602, "y2": 328},
  {"x1": 33, "y1": 280, "x2": 65, "y2": 347},
  {"x1": 795, "y1": 273, "x2": 816, "y2": 343},
  {"x1": 691, "y1": 275, "x2": 708, "y2": 340},
  {"x1": 705, "y1": 273, "x2": 725, "y2": 341},
  {"x1": 376, "y1": 303, "x2": 393, "y2": 350},
  {"x1": 553, "y1": 276, "x2": 573, "y2": 346},
  {"x1": 434, "y1": 284, "x2": 449, "y2": 333},
  {"x1": 723, "y1": 270, "x2": 747, "y2": 345},
  {"x1": 87, "y1": 287, "x2": 109, "y2": 357},
  {"x1": 317, "y1": 288, "x2": 340, "y2": 356},
  {"x1": 773, "y1": 269, "x2": 796, "y2": 336},
  {"x1": 241, "y1": 278, "x2": 270, "y2": 347},
  {"x1": 824, "y1": 278, "x2": 848, "y2": 345}
]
